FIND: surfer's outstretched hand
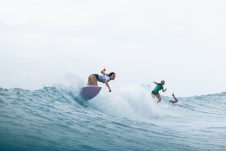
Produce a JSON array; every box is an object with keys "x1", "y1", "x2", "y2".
[{"x1": 109, "y1": 89, "x2": 111, "y2": 92}]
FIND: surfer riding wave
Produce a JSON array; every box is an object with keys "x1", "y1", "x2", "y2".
[{"x1": 88, "y1": 68, "x2": 116, "y2": 92}]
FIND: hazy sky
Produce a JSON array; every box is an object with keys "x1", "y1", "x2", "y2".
[{"x1": 0, "y1": 0, "x2": 226, "y2": 96}]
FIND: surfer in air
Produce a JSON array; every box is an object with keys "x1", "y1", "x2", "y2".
[
  {"x1": 151, "y1": 80, "x2": 167, "y2": 103},
  {"x1": 169, "y1": 93, "x2": 178, "y2": 104},
  {"x1": 88, "y1": 68, "x2": 116, "y2": 92}
]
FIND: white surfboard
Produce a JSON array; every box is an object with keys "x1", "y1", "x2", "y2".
[{"x1": 79, "y1": 85, "x2": 102, "y2": 101}]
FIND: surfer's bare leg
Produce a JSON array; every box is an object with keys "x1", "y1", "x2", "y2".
[
  {"x1": 151, "y1": 93, "x2": 161, "y2": 103},
  {"x1": 172, "y1": 93, "x2": 178, "y2": 101},
  {"x1": 88, "y1": 75, "x2": 98, "y2": 86},
  {"x1": 151, "y1": 93, "x2": 156, "y2": 99},
  {"x1": 170, "y1": 93, "x2": 178, "y2": 103},
  {"x1": 156, "y1": 94, "x2": 161, "y2": 103}
]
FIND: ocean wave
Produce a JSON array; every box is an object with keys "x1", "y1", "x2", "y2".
[{"x1": 0, "y1": 85, "x2": 226, "y2": 151}]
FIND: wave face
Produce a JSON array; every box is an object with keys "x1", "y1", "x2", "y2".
[{"x1": 0, "y1": 85, "x2": 226, "y2": 151}]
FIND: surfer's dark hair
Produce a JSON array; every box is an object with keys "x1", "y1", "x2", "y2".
[{"x1": 108, "y1": 72, "x2": 115, "y2": 77}]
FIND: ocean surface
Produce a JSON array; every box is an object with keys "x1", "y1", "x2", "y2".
[{"x1": 0, "y1": 84, "x2": 226, "y2": 151}]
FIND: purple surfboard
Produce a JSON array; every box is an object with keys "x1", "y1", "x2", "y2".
[{"x1": 80, "y1": 85, "x2": 102, "y2": 101}]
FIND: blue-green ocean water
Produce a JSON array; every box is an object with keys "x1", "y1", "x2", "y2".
[{"x1": 0, "y1": 85, "x2": 226, "y2": 151}]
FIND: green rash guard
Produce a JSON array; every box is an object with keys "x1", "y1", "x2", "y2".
[{"x1": 152, "y1": 83, "x2": 164, "y2": 94}]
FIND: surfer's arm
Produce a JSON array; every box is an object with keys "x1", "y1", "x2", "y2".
[
  {"x1": 153, "y1": 81, "x2": 158, "y2": 85},
  {"x1": 162, "y1": 88, "x2": 167, "y2": 92},
  {"x1": 105, "y1": 81, "x2": 111, "y2": 92},
  {"x1": 101, "y1": 68, "x2": 107, "y2": 75}
]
